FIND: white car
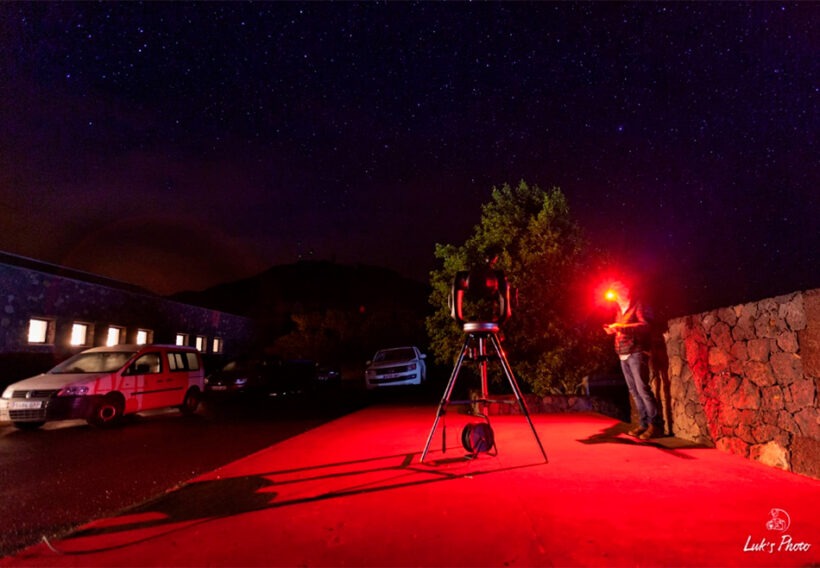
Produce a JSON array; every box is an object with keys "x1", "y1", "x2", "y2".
[{"x1": 365, "y1": 346, "x2": 427, "y2": 389}]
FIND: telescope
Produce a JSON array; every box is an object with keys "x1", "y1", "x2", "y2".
[
  {"x1": 449, "y1": 264, "x2": 512, "y2": 326},
  {"x1": 420, "y1": 261, "x2": 548, "y2": 464}
]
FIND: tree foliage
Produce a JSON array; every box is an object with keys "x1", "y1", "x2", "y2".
[{"x1": 425, "y1": 181, "x2": 610, "y2": 395}]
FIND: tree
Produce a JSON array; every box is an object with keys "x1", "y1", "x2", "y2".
[{"x1": 425, "y1": 181, "x2": 610, "y2": 396}]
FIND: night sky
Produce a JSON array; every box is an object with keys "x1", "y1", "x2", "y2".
[{"x1": 1, "y1": 2, "x2": 817, "y2": 318}]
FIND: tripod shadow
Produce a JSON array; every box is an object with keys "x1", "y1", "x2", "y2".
[
  {"x1": 54, "y1": 450, "x2": 541, "y2": 555},
  {"x1": 67, "y1": 475, "x2": 277, "y2": 542}
]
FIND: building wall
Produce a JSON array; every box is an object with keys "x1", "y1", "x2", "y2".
[
  {"x1": 664, "y1": 289, "x2": 819, "y2": 478},
  {"x1": 0, "y1": 259, "x2": 254, "y2": 385}
]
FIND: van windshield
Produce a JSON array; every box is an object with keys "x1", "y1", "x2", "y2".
[{"x1": 51, "y1": 352, "x2": 134, "y2": 374}]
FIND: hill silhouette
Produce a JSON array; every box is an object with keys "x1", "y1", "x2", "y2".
[
  {"x1": 171, "y1": 261, "x2": 433, "y2": 362},
  {"x1": 171, "y1": 260, "x2": 430, "y2": 319}
]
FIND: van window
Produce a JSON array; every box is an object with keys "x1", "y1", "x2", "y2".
[
  {"x1": 126, "y1": 353, "x2": 162, "y2": 375},
  {"x1": 168, "y1": 352, "x2": 184, "y2": 371},
  {"x1": 53, "y1": 351, "x2": 133, "y2": 374},
  {"x1": 167, "y1": 351, "x2": 200, "y2": 371},
  {"x1": 185, "y1": 352, "x2": 200, "y2": 371}
]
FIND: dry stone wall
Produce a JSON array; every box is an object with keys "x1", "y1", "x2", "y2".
[
  {"x1": 664, "y1": 289, "x2": 820, "y2": 478},
  {"x1": 471, "y1": 392, "x2": 628, "y2": 423}
]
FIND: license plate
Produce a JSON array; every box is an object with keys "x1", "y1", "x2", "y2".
[
  {"x1": 211, "y1": 386, "x2": 227, "y2": 391},
  {"x1": 10, "y1": 400, "x2": 43, "y2": 410}
]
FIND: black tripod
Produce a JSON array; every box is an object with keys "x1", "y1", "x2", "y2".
[{"x1": 420, "y1": 321, "x2": 548, "y2": 464}]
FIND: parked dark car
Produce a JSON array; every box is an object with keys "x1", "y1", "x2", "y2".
[
  {"x1": 316, "y1": 365, "x2": 342, "y2": 389},
  {"x1": 205, "y1": 357, "x2": 281, "y2": 396},
  {"x1": 272, "y1": 359, "x2": 318, "y2": 396}
]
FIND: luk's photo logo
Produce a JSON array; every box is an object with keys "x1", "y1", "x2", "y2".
[{"x1": 743, "y1": 508, "x2": 812, "y2": 555}]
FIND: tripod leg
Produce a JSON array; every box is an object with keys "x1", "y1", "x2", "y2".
[
  {"x1": 478, "y1": 335, "x2": 489, "y2": 416},
  {"x1": 420, "y1": 338, "x2": 470, "y2": 463},
  {"x1": 490, "y1": 334, "x2": 549, "y2": 463}
]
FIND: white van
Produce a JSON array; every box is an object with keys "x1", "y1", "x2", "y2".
[{"x1": 1, "y1": 344, "x2": 204, "y2": 429}]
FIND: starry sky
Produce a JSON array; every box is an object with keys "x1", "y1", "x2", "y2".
[{"x1": 0, "y1": 2, "x2": 817, "y2": 318}]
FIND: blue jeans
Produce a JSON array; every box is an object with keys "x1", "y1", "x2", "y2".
[{"x1": 620, "y1": 352, "x2": 658, "y2": 428}]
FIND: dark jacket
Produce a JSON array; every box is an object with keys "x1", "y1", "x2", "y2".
[{"x1": 614, "y1": 301, "x2": 652, "y2": 355}]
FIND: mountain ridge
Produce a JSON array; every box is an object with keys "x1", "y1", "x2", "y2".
[{"x1": 170, "y1": 260, "x2": 431, "y2": 319}]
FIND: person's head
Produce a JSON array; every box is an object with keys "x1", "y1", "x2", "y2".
[{"x1": 605, "y1": 280, "x2": 631, "y2": 306}]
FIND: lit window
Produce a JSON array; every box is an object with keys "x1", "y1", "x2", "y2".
[
  {"x1": 212, "y1": 338, "x2": 223, "y2": 354},
  {"x1": 136, "y1": 329, "x2": 152, "y2": 345},
  {"x1": 28, "y1": 318, "x2": 51, "y2": 344},
  {"x1": 175, "y1": 333, "x2": 188, "y2": 346},
  {"x1": 195, "y1": 336, "x2": 206, "y2": 352},
  {"x1": 106, "y1": 326, "x2": 124, "y2": 346},
  {"x1": 71, "y1": 323, "x2": 90, "y2": 346}
]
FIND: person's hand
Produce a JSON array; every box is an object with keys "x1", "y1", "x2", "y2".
[{"x1": 603, "y1": 323, "x2": 616, "y2": 334}]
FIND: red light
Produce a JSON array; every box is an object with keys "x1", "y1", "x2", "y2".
[{"x1": 593, "y1": 278, "x2": 630, "y2": 309}]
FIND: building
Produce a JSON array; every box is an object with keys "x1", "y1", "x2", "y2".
[{"x1": 0, "y1": 251, "x2": 254, "y2": 387}]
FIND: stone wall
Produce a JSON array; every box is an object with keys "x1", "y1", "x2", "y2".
[
  {"x1": 664, "y1": 289, "x2": 820, "y2": 478},
  {"x1": 473, "y1": 393, "x2": 628, "y2": 422}
]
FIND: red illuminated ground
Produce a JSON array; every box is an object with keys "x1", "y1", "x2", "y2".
[{"x1": 3, "y1": 406, "x2": 818, "y2": 567}]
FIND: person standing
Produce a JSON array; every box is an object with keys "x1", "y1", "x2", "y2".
[{"x1": 603, "y1": 281, "x2": 660, "y2": 439}]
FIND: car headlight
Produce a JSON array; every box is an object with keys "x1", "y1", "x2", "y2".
[
  {"x1": 234, "y1": 377, "x2": 248, "y2": 386},
  {"x1": 1, "y1": 386, "x2": 12, "y2": 399},
  {"x1": 60, "y1": 385, "x2": 90, "y2": 396}
]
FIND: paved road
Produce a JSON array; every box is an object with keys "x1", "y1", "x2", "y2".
[{"x1": 0, "y1": 389, "x2": 367, "y2": 558}]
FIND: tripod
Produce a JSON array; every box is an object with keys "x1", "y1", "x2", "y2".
[{"x1": 420, "y1": 322, "x2": 548, "y2": 463}]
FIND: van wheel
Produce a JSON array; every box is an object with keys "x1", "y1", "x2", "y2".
[
  {"x1": 179, "y1": 388, "x2": 201, "y2": 416},
  {"x1": 13, "y1": 421, "x2": 44, "y2": 430},
  {"x1": 88, "y1": 394, "x2": 124, "y2": 427}
]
